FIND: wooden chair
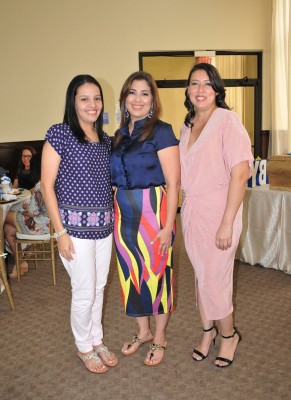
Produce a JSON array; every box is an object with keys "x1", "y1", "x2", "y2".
[
  {"x1": 0, "y1": 253, "x2": 16, "y2": 310},
  {"x1": 14, "y1": 221, "x2": 57, "y2": 285}
]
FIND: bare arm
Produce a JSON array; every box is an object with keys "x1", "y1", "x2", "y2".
[
  {"x1": 13, "y1": 178, "x2": 19, "y2": 189},
  {"x1": 152, "y1": 145, "x2": 180, "y2": 255},
  {"x1": 41, "y1": 141, "x2": 75, "y2": 260},
  {"x1": 216, "y1": 160, "x2": 250, "y2": 250}
]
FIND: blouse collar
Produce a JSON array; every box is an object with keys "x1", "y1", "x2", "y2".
[{"x1": 120, "y1": 117, "x2": 147, "y2": 140}]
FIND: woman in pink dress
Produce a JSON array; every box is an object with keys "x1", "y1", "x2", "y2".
[{"x1": 179, "y1": 63, "x2": 253, "y2": 368}]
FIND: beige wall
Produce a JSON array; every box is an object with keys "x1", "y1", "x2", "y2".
[{"x1": 0, "y1": 0, "x2": 272, "y2": 142}]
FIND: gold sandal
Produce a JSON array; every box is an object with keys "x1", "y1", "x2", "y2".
[
  {"x1": 121, "y1": 335, "x2": 152, "y2": 356},
  {"x1": 144, "y1": 343, "x2": 167, "y2": 366}
]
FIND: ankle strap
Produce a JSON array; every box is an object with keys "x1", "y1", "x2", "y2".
[
  {"x1": 221, "y1": 327, "x2": 237, "y2": 339},
  {"x1": 203, "y1": 326, "x2": 215, "y2": 332}
]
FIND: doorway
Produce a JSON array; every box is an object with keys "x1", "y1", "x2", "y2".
[{"x1": 139, "y1": 51, "x2": 262, "y2": 157}]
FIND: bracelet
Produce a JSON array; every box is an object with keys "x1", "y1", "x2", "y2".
[{"x1": 54, "y1": 228, "x2": 68, "y2": 240}]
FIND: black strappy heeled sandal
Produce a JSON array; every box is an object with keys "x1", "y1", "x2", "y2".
[
  {"x1": 192, "y1": 325, "x2": 218, "y2": 362},
  {"x1": 215, "y1": 327, "x2": 242, "y2": 368}
]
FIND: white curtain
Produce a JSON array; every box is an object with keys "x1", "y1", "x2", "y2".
[
  {"x1": 215, "y1": 56, "x2": 244, "y2": 117},
  {"x1": 270, "y1": 0, "x2": 291, "y2": 155}
]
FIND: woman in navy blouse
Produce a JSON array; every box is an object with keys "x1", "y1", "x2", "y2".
[{"x1": 110, "y1": 71, "x2": 180, "y2": 366}]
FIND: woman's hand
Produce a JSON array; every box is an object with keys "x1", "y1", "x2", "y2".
[
  {"x1": 155, "y1": 145, "x2": 180, "y2": 257},
  {"x1": 151, "y1": 227, "x2": 173, "y2": 256},
  {"x1": 215, "y1": 222, "x2": 233, "y2": 250},
  {"x1": 57, "y1": 234, "x2": 75, "y2": 261}
]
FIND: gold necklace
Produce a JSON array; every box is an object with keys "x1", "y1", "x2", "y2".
[{"x1": 84, "y1": 129, "x2": 98, "y2": 142}]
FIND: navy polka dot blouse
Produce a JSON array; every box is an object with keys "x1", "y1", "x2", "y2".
[{"x1": 46, "y1": 123, "x2": 114, "y2": 239}]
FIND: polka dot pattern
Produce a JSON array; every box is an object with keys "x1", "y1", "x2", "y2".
[{"x1": 45, "y1": 123, "x2": 113, "y2": 239}]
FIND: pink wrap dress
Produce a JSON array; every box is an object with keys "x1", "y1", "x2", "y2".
[{"x1": 179, "y1": 108, "x2": 253, "y2": 320}]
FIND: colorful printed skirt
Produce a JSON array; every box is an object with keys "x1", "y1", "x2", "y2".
[{"x1": 114, "y1": 186, "x2": 175, "y2": 317}]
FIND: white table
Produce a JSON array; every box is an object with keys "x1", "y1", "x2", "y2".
[
  {"x1": 236, "y1": 185, "x2": 291, "y2": 275},
  {"x1": 0, "y1": 190, "x2": 31, "y2": 308},
  {"x1": 1, "y1": 190, "x2": 31, "y2": 219}
]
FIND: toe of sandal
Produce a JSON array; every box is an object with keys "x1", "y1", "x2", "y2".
[
  {"x1": 77, "y1": 352, "x2": 108, "y2": 374},
  {"x1": 121, "y1": 335, "x2": 146, "y2": 356},
  {"x1": 144, "y1": 343, "x2": 167, "y2": 367},
  {"x1": 94, "y1": 344, "x2": 118, "y2": 367}
]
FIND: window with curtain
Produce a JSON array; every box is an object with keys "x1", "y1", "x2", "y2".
[{"x1": 270, "y1": 0, "x2": 291, "y2": 155}]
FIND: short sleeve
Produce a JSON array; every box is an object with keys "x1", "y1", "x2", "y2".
[
  {"x1": 102, "y1": 132, "x2": 112, "y2": 155},
  {"x1": 45, "y1": 123, "x2": 69, "y2": 158},
  {"x1": 222, "y1": 112, "x2": 254, "y2": 177},
  {"x1": 154, "y1": 122, "x2": 179, "y2": 151}
]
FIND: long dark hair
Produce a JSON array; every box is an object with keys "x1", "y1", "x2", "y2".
[
  {"x1": 17, "y1": 145, "x2": 37, "y2": 174},
  {"x1": 184, "y1": 63, "x2": 229, "y2": 127},
  {"x1": 30, "y1": 152, "x2": 42, "y2": 183},
  {"x1": 63, "y1": 74, "x2": 105, "y2": 143},
  {"x1": 115, "y1": 71, "x2": 162, "y2": 146}
]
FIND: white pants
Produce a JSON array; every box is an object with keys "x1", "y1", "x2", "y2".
[{"x1": 61, "y1": 234, "x2": 112, "y2": 353}]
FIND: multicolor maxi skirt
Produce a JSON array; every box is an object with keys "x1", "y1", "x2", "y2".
[{"x1": 114, "y1": 186, "x2": 175, "y2": 317}]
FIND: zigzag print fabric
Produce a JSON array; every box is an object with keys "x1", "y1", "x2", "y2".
[{"x1": 114, "y1": 186, "x2": 175, "y2": 317}]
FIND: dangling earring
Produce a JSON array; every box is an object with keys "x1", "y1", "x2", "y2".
[
  {"x1": 148, "y1": 107, "x2": 153, "y2": 119},
  {"x1": 124, "y1": 106, "x2": 129, "y2": 120}
]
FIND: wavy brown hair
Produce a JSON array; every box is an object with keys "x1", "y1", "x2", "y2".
[{"x1": 115, "y1": 71, "x2": 162, "y2": 146}]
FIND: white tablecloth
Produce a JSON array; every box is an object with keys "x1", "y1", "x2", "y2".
[
  {"x1": 1, "y1": 190, "x2": 31, "y2": 220},
  {"x1": 236, "y1": 185, "x2": 291, "y2": 275}
]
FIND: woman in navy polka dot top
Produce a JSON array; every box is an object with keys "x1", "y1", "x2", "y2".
[{"x1": 41, "y1": 75, "x2": 117, "y2": 374}]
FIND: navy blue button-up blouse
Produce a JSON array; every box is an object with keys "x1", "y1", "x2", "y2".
[{"x1": 110, "y1": 118, "x2": 179, "y2": 190}]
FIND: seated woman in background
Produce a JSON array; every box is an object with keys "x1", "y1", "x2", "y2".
[
  {"x1": 4, "y1": 153, "x2": 49, "y2": 278},
  {"x1": 13, "y1": 146, "x2": 37, "y2": 190}
]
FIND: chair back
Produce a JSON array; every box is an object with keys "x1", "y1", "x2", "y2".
[{"x1": 14, "y1": 219, "x2": 57, "y2": 285}]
